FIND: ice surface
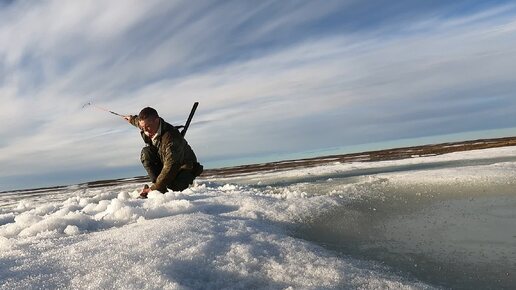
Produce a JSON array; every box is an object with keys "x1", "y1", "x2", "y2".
[
  {"x1": 0, "y1": 185, "x2": 428, "y2": 289},
  {"x1": 1, "y1": 146, "x2": 516, "y2": 289}
]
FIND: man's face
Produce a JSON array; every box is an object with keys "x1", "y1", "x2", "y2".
[{"x1": 139, "y1": 117, "x2": 159, "y2": 138}]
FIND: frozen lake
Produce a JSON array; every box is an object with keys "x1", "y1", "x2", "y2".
[
  {"x1": 295, "y1": 167, "x2": 516, "y2": 289},
  {"x1": 1, "y1": 146, "x2": 516, "y2": 289}
]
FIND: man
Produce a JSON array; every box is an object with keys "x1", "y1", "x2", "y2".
[{"x1": 124, "y1": 107, "x2": 203, "y2": 198}]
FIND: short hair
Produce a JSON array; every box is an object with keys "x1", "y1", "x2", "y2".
[{"x1": 138, "y1": 107, "x2": 159, "y2": 120}]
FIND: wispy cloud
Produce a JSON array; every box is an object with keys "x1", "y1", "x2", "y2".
[{"x1": 1, "y1": 0, "x2": 516, "y2": 190}]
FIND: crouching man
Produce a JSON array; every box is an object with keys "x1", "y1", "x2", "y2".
[{"x1": 124, "y1": 107, "x2": 203, "y2": 198}]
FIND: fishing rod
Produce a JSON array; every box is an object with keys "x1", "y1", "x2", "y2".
[
  {"x1": 83, "y1": 101, "x2": 200, "y2": 137},
  {"x1": 82, "y1": 102, "x2": 124, "y2": 117}
]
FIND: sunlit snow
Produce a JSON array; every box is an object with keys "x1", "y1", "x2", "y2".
[{"x1": 2, "y1": 146, "x2": 516, "y2": 289}]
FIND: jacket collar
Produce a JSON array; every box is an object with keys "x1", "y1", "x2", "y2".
[{"x1": 151, "y1": 119, "x2": 163, "y2": 145}]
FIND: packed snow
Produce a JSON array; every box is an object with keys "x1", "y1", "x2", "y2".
[{"x1": 2, "y1": 146, "x2": 516, "y2": 289}]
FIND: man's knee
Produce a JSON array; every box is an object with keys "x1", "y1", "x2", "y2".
[
  {"x1": 141, "y1": 146, "x2": 159, "y2": 164},
  {"x1": 141, "y1": 146, "x2": 162, "y2": 183}
]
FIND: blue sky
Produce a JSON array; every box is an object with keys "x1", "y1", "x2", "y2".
[{"x1": 2, "y1": 0, "x2": 516, "y2": 191}]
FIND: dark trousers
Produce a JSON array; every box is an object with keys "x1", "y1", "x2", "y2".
[{"x1": 140, "y1": 146, "x2": 195, "y2": 192}]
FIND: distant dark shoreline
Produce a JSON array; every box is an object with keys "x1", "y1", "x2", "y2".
[
  {"x1": 3, "y1": 136, "x2": 516, "y2": 194},
  {"x1": 202, "y1": 136, "x2": 516, "y2": 177}
]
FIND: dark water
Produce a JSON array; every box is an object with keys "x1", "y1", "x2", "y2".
[{"x1": 286, "y1": 160, "x2": 516, "y2": 289}]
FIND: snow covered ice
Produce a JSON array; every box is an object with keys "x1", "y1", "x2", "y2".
[{"x1": 2, "y1": 146, "x2": 516, "y2": 289}]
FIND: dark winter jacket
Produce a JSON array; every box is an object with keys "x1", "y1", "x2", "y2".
[{"x1": 129, "y1": 115, "x2": 199, "y2": 192}]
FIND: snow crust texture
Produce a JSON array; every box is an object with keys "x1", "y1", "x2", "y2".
[
  {"x1": 0, "y1": 182, "x2": 432, "y2": 289},
  {"x1": 3, "y1": 146, "x2": 516, "y2": 289}
]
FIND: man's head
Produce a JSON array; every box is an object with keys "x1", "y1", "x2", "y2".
[{"x1": 138, "y1": 107, "x2": 160, "y2": 138}]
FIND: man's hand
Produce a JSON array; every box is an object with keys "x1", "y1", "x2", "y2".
[
  {"x1": 123, "y1": 115, "x2": 131, "y2": 122},
  {"x1": 139, "y1": 184, "x2": 150, "y2": 198}
]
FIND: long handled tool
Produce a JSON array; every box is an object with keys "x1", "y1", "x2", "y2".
[
  {"x1": 82, "y1": 102, "x2": 124, "y2": 117},
  {"x1": 180, "y1": 102, "x2": 199, "y2": 137}
]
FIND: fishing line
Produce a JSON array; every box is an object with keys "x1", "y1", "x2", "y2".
[{"x1": 82, "y1": 102, "x2": 124, "y2": 117}]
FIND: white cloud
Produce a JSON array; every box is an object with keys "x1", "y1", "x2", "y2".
[{"x1": 1, "y1": 1, "x2": 516, "y2": 189}]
